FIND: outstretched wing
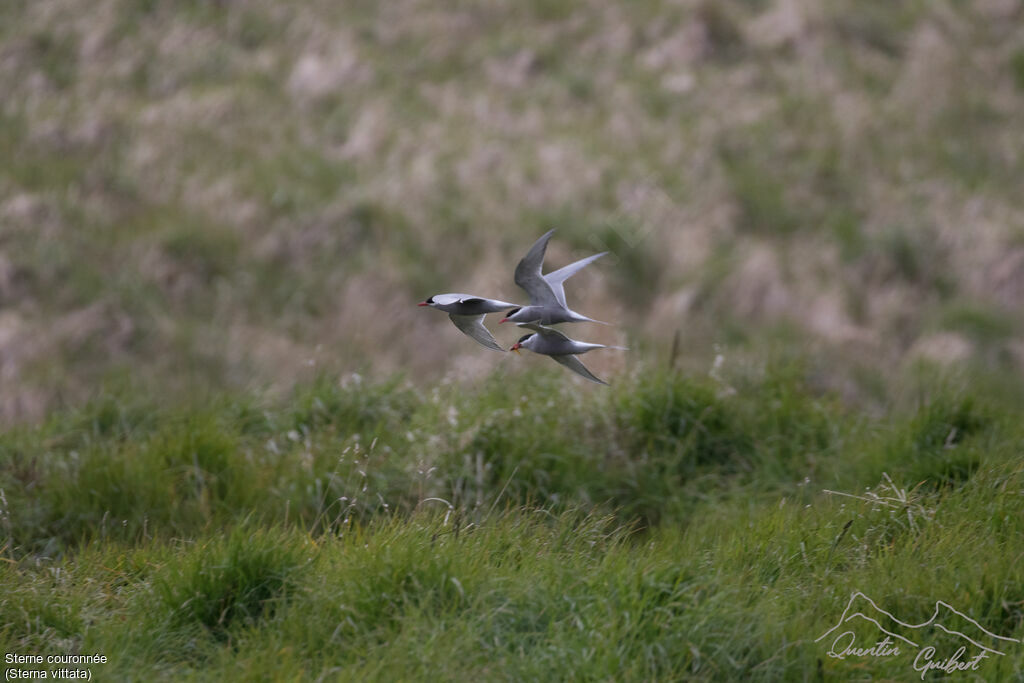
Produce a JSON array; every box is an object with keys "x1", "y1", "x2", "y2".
[
  {"x1": 514, "y1": 230, "x2": 560, "y2": 307},
  {"x1": 430, "y1": 293, "x2": 517, "y2": 309},
  {"x1": 449, "y1": 314, "x2": 504, "y2": 352},
  {"x1": 516, "y1": 322, "x2": 571, "y2": 343},
  {"x1": 551, "y1": 354, "x2": 608, "y2": 385},
  {"x1": 543, "y1": 252, "x2": 607, "y2": 309},
  {"x1": 460, "y1": 296, "x2": 519, "y2": 309},
  {"x1": 431, "y1": 293, "x2": 474, "y2": 305}
]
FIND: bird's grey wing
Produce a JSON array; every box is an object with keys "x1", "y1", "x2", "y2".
[
  {"x1": 432, "y1": 293, "x2": 472, "y2": 305},
  {"x1": 514, "y1": 230, "x2": 560, "y2": 307},
  {"x1": 543, "y1": 252, "x2": 607, "y2": 309},
  {"x1": 551, "y1": 354, "x2": 608, "y2": 385},
  {"x1": 449, "y1": 313, "x2": 504, "y2": 352},
  {"x1": 458, "y1": 296, "x2": 519, "y2": 309},
  {"x1": 516, "y1": 322, "x2": 571, "y2": 342}
]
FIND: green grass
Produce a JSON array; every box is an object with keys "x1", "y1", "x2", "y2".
[{"x1": 3, "y1": 366, "x2": 1024, "y2": 679}]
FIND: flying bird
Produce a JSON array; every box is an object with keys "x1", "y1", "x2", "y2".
[
  {"x1": 418, "y1": 294, "x2": 518, "y2": 352},
  {"x1": 510, "y1": 323, "x2": 627, "y2": 385},
  {"x1": 501, "y1": 229, "x2": 607, "y2": 326}
]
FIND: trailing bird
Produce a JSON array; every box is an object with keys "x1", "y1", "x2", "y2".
[{"x1": 510, "y1": 323, "x2": 627, "y2": 385}]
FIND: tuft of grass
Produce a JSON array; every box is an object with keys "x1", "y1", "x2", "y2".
[
  {"x1": 938, "y1": 301, "x2": 1017, "y2": 345},
  {"x1": 160, "y1": 225, "x2": 242, "y2": 285},
  {"x1": 1012, "y1": 49, "x2": 1024, "y2": 91},
  {"x1": 897, "y1": 394, "x2": 988, "y2": 489},
  {"x1": 289, "y1": 373, "x2": 417, "y2": 434},
  {"x1": 697, "y1": 1, "x2": 747, "y2": 60},
  {"x1": 869, "y1": 225, "x2": 957, "y2": 297},
  {"x1": 618, "y1": 372, "x2": 750, "y2": 470},
  {"x1": 30, "y1": 31, "x2": 78, "y2": 90},
  {"x1": 153, "y1": 525, "x2": 310, "y2": 637},
  {"x1": 720, "y1": 146, "x2": 797, "y2": 236}
]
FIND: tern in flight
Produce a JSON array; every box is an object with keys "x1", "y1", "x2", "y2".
[
  {"x1": 510, "y1": 323, "x2": 626, "y2": 385},
  {"x1": 500, "y1": 230, "x2": 607, "y2": 326},
  {"x1": 418, "y1": 294, "x2": 518, "y2": 352},
  {"x1": 419, "y1": 231, "x2": 608, "y2": 352}
]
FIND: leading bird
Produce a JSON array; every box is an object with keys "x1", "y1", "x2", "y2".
[{"x1": 417, "y1": 294, "x2": 518, "y2": 352}]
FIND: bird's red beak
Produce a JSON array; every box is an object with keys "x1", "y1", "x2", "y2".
[
  {"x1": 499, "y1": 317, "x2": 509, "y2": 323},
  {"x1": 511, "y1": 343, "x2": 521, "y2": 354},
  {"x1": 417, "y1": 301, "x2": 429, "y2": 306}
]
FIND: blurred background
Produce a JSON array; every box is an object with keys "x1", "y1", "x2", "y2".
[{"x1": 2, "y1": 0, "x2": 1023, "y2": 422}]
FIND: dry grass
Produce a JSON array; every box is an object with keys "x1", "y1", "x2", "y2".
[{"x1": 1, "y1": 0, "x2": 1023, "y2": 420}]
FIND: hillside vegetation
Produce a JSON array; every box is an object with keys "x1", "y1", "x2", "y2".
[{"x1": 1, "y1": 0, "x2": 1023, "y2": 419}]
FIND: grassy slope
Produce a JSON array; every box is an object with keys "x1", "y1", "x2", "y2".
[{"x1": 2, "y1": 364, "x2": 1024, "y2": 680}]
